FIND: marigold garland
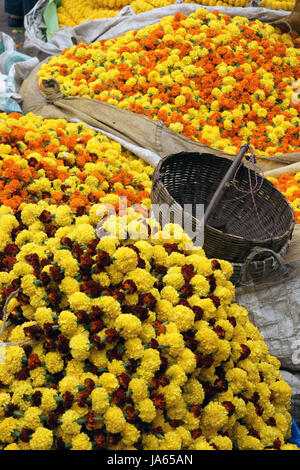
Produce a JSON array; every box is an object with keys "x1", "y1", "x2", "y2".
[
  {"x1": 268, "y1": 172, "x2": 300, "y2": 223},
  {"x1": 0, "y1": 198, "x2": 299, "y2": 450},
  {"x1": 38, "y1": 9, "x2": 300, "y2": 157}
]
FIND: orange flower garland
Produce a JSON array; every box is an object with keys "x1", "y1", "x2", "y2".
[{"x1": 38, "y1": 9, "x2": 300, "y2": 157}]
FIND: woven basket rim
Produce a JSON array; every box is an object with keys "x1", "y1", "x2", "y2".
[{"x1": 151, "y1": 152, "x2": 296, "y2": 245}]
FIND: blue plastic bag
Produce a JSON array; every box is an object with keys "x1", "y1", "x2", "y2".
[{"x1": 290, "y1": 416, "x2": 300, "y2": 447}]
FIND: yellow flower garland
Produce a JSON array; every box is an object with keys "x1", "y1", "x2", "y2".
[{"x1": 0, "y1": 199, "x2": 298, "y2": 449}]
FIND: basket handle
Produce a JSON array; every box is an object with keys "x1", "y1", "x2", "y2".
[
  {"x1": 240, "y1": 246, "x2": 287, "y2": 285},
  {"x1": 204, "y1": 144, "x2": 249, "y2": 226}
]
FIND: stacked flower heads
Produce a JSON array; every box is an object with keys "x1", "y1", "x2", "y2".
[
  {"x1": 38, "y1": 9, "x2": 300, "y2": 157},
  {"x1": 0, "y1": 112, "x2": 153, "y2": 214},
  {"x1": 0, "y1": 203, "x2": 299, "y2": 450}
]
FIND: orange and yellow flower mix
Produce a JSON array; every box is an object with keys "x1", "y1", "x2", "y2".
[
  {"x1": 0, "y1": 112, "x2": 153, "y2": 214},
  {"x1": 268, "y1": 172, "x2": 300, "y2": 223},
  {"x1": 39, "y1": 9, "x2": 300, "y2": 157}
]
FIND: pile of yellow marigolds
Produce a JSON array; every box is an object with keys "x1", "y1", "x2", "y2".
[
  {"x1": 0, "y1": 112, "x2": 299, "y2": 451},
  {"x1": 56, "y1": 0, "x2": 296, "y2": 28},
  {"x1": 40, "y1": 9, "x2": 300, "y2": 157}
]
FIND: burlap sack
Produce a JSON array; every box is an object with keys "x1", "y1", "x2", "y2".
[{"x1": 270, "y1": 0, "x2": 300, "y2": 33}]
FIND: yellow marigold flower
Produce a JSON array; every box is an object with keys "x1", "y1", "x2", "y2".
[
  {"x1": 41, "y1": 389, "x2": 59, "y2": 413},
  {"x1": 113, "y1": 246, "x2": 138, "y2": 272},
  {"x1": 183, "y1": 378, "x2": 205, "y2": 406},
  {"x1": 34, "y1": 307, "x2": 53, "y2": 327},
  {"x1": 209, "y1": 435, "x2": 232, "y2": 450},
  {"x1": 236, "y1": 430, "x2": 264, "y2": 450},
  {"x1": 160, "y1": 286, "x2": 179, "y2": 305},
  {"x1": 98, "y1": 373, "x2": 119, "y2": 393},
  {"x1": 71, "y1": 433, "x2": 92, "y2": 450},
  {"x1": 97, "y1": 296, "x2": 121, "y2": 320},
  {"x1": 270, "y1": 380, "x2": 292, "y2": 406},
  {"x1": 226, "y1": 367, "x2": 248, "y2": 395},
  {"x1": 30, "y1": 367, "x2": 46, "y2": 388},
  {"x1": 134, "y1": 240, "x2": 153, "y2": 261},
  {"x1": 23, "y1": 407, "x2": 43, "y2": 430},
  {"x1": 70, "y1": 223, "x2": 95, "y2": 245},
  {"x1": 11, "y1": 382, "x2": 33, "y2": 410},
  {"x1": 161, "y1": 383, "x2": 182, "y2": 409},
  {"x1": 107, "y1": 359, "x2": 125, "y2": 376},
  {"x1": 54, "y1": 205, "x2": 73, "y2": 227},
  {"x1": 137, "y1": 398, "x2": 156, "y2": 423},
  {"x1": 68, "y1": 292, "x2": 91, "y2": 312},
  {"x1": 58, "y1": 310, "x2": 78, "y2": 337},
  {"x1": 140, "y1": 348, "x2": 161, "y2": 373},
  {"x1": 5, "y1": 346, "x2": 23, "y2": 374},
  {"x1": 190, "y1": 274, "x2": 210, "y2": 296},
  {"x1": 129, "y1": 378, "x2": 149, "y2": 403},
  {"x1": 60, "y1": 278, "x2": 80, "y2": 296},
  {"x1": 44, "y1": 352, "x2": 64, "y2": 375},
  {"x1": 125, "y1": 268, "x2": 155, "y2": 293},
  {"x1": 160, "y1": 430, "x2": 182, "y2": 450},
  {"x1": 90, "y1": 387, "x2": 110, "y2": 415},
  {"x1": 125, "y1": 338, "x2": 144, "y2": 360},
  {"x1": 0, "y1": 392, "x2": 10, "y2": 411},
  {"x1": 29, "y1": 427, "x2": 53, "y2": 450},
  {"x1": 195, "y1": 321, "x2": 219, "y2": 355},
  {"x1": 166, "y1": 364, "x2": 187, "y2": 387},
  {"x1": 4, "y1": 443, "x2": 19, "y2": 450},
  {"x1": 177, "y1": 348, "x2": 197, "y2": 374},
  {"x1": 104, "y1": 406, "x2": 126, "y2": 434},
  {"x1": 69, "y1": 332, "x2": 90, "y2": 361},
  {"x1": 0, "y1": 417, "x2": 18, "y2": 443},
  {"x1": 163, "y1": 267, "x2": 185, "y2": 290},
  {"x1": 168, "y1": 305, "x2": 194, "y2": 332},
  {"x1": 193, "y1": 437, "x2": 214, "y2": 450},
  {"x1": 61, "y1": 410, "x2": 81, "y2": 436},
  {"x1": 143, "y1": 434, "x2": 160, "y2": 450},
  {"x1": 201, "y1": 402, "x2": 229, "y2": 435},
  {"x1": 121, "y1": 422, "x2": 140, "y2": 447},
  {"x1": 155, "y1": 299, "x2": 172, "y2": 322},
  {"x1": 115, "y1": 314, "x2": 142, "y2": 340}
]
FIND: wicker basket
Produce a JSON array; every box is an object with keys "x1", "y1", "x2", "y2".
[{"x1": 150, "y1": 152, "x2": 295, "y2": 285}]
